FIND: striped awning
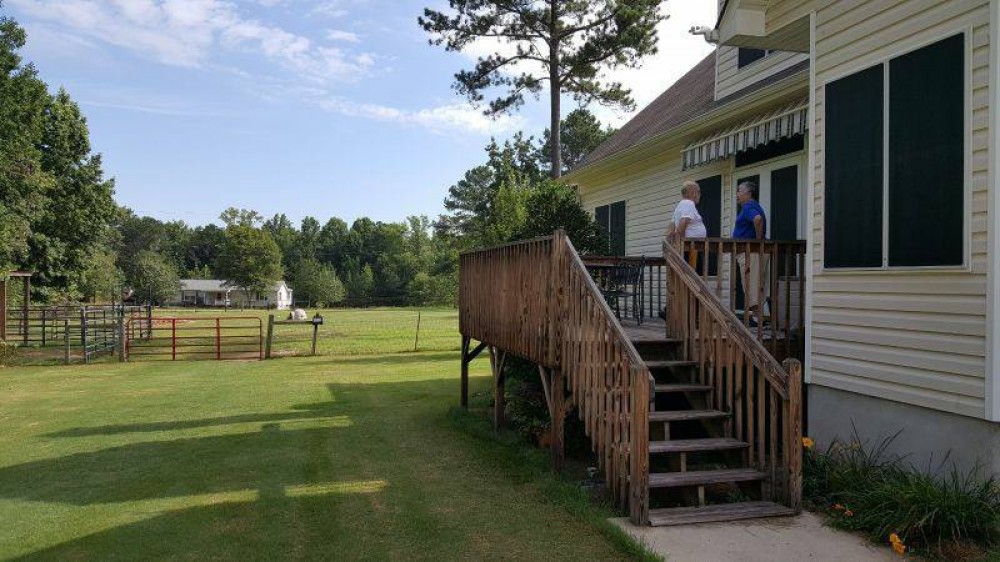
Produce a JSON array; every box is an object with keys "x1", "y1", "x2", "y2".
[{"x1": 682, "y1": 98, "x2": 808, "y2": 169}]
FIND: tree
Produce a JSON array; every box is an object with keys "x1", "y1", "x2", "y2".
[
  {"x1": 126, "y1": 250, "x2": 180, "y2": 305},
  {"x1": 292, "y1": 258, "x2": 345, "y2": 307},
  {"x1": 79, "y1": 248, "x2": 123, "y2": 302},
  {"x1": 537, "y1": 108, "x2": 616, "y2": 174},
  {"x1": 219, "y1": 207, "x2": 263, "y2": 228},
  {"x1": 518, "y1": 179, "x2": 608, "y2": 253},
  {"x1": 215, "y1": 225, "x2": 283, "y2": 306},
  {"x1": 419, "y1": 0, "x2": 663, "y2": 177}
]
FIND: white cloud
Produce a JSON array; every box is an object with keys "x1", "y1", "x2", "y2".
[
  {"x1": 8, "y1": 0, "x2": 375, "y2": 82},
  {"x1": 318, "y1": 97, "x2": 526, "y2": 136},
  {"x1": 326, "y1": 29, "x2": 360, "y2": 43}
]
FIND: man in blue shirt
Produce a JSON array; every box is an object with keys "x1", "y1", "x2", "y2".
[{"x1": 733, "y1": 182, "x2": 768, "y2": 324}]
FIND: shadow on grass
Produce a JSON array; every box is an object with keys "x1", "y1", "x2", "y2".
[{"x1": 44, "y1": 401, "x2": 339, "y2": 438}]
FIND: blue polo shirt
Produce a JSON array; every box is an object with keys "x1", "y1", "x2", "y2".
[{"x1": 733, "y1": 200, "x2": 766, "y2": 239}]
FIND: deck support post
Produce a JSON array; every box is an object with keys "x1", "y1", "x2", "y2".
[
  {"x1": 783, "y1": 358, "x2": 803, "y2": 512},
  {"x1": 537, "y1": 365, "x2": 565, "y2": 472},
  {"x1": 489, "y1": 346, "x2": 507, "y2": 430},
  {"x1": 460, "y1": 337, "x2": 487, "y2": 409}
]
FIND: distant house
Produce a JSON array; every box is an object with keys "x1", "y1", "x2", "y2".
[{"x1": 175, "y1": 279, "x2": 293, "y2": 310}]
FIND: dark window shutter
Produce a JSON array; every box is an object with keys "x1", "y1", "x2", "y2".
[
  {"x1": 824, "y1": 64, "x2": 884, "y2": 268},
  {"x1": 771, "y1": 165, "x2": 799, "y2": 240},
  {"x1": 888, "y1": 34, "x2": 964, "y2": 266},
  {"x1": 610, "y1": 201, "x2": 626, "y2": 256},
  {"x1": 695, "y1": 175, "x2": 722, "y2": 274},
  {"x1": 595, "y1": 204, "x2": 610, "y2": 237}
]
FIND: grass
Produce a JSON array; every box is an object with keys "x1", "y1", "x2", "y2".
[
  {"x1": 5, "y1": 307, "x2": 461, "y2": 365},
  {"x1": 0, "y1": 347, "x2": 657, "y2": 561}
]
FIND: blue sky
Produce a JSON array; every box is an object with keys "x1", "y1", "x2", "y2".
[{"x1": 6, "y1": 0, "x2": 716, "y2": 227}]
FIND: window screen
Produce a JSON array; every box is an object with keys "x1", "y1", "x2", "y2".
[
  {"x1": 888, "y1": 34, "x2": 964, "y2": 266},
  {"x1": 824, "y1": 64, "x2": 884, "y2": 268},
  {"x1": 738, "y1": 48, "x2": 768, "y2": 68}
]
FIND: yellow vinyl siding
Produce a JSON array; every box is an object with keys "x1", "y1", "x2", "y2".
[
  {"x1": 715, "y1": 46, "x2": 810, "y2": 99},
  {"x1": 811, "y1": 0, "x2": 992, "y2": 418}
]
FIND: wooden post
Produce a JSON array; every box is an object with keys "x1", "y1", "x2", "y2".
[
  {"x1": 489, "y1": 346, "x2": 507, "y2": 431},
  {"x1": 63, "y1": 318, "x2": 70, "y2": 365},
  {"x1": 265, "y1": 314, "x2": 274, "y2": 359},
  {"x1": 0, "y1": 278, "x2": 6, "y2": 341},
  {"x1": 460, "y1": 336, "x2": 470, "y2": 408},
  {"x1": 551, "y1": 367, "x2": 565, "y2": 472},
  {"x1": 22, "y1": 276, "x2": 29, "y2": 345},
  {"x1": 311, "y1": 320, "x2": 319, "y2": 356},
  {"x1": 784, "y1": 358, "x2": 804, "y2": 512},
  {"x1": 80, "y1": 307, "x2": 88, "y2": 364},
  {"x1": 629, "y1": 364, "x2": 650, "y2": 525},
  {"x1": 41, "y1": 308, "x2": 46, "y2": 346},
  {"x1": 171, "y1": 318, "x2": 177, "y2": 361},
  {"x1": 215, "y1": 317, "x2": 221, "y2": 360},
  {"x1": 413, "y1": 310, "x2": 421, "y2": 352},
  {"x1": 117, "y1": 316, "x2": 126, "y2": 362}
]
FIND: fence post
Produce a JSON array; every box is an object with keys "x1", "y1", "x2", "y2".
[
  {"x1": 265, "y1": 314, "x2": 274, "y2": 359},
  {"x1": 215, "y1": 317, "x2": 221, "y2": 360},
  {"x1": 146, "y1": 304, "x2": 153, "y2": 339},
  {"x1": 41, "y1": 308, "x2": 46, "y2": 346},
  {"x1": 171, "y1": 318, "x2": 177, "y2": 361},
  {"x1": 80, "y1": 307, "x2": 88, "y2": 364},
  {"x1": 117, "y1": 316, "x2": 126, "y2": 362},
  {"x1": 413, "y1": 311, "x2": 421, "y2": 352},
  {"x1": 64, "y1": 318, "x2": 70, "y2": 365}
]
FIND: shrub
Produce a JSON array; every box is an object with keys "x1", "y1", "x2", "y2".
[
  {"x1": 804, "y1": 428, "x2": 1000, "y2": 555},
  {"x1": 0, "y1": 340, "x2": 18, "y2": 366}
]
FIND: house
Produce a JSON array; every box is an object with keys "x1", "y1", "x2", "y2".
[
  {"x1": 175, "y1": 279, "x2": 294, "y2": 310},
  {"x1": 458, "y1": 0, "x2": 997, "y2": 526}
]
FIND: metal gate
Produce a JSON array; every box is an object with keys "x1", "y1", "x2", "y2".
[{"x1": 125, "y1": 316, "x2": 262, "y2": 361}]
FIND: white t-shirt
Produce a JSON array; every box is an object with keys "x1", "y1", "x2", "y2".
[{"x1": 672, "y1": 199, "x2": 707, "y2": 238}]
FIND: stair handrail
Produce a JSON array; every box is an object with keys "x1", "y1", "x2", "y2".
[
  {"x1": 663, "y1": 240, "x2": 803, "y2": 511},
  {"x1": 554, "y1": 231, "x2": 654, "y2": 524}
]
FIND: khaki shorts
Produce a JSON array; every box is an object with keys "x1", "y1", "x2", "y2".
[{"x1": 736, "y1": 253, "x2": 769, "y2": 309}]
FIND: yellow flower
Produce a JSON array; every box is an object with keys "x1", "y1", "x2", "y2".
[
  {"x1": 889, "y1": 533, "x2": 901, "y2": 544},
  {"x1": 891, "y1": 541, "x2": 906, "y2": 555},
  {"x1": 802, "y1": 437, "x2": 815, "y2": 449}
]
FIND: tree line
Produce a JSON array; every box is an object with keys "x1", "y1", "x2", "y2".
[{"x1": 1, "y1": 9, "x2": 619, "y2": 309}]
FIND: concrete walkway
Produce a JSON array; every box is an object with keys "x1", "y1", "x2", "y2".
[{"x1": 612, "y1": 512, "x2": 899, "y2": 562}]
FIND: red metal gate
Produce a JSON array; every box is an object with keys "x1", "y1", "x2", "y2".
[{"x1": 125, "y1": 316, "x2": 262, "y2": 361}]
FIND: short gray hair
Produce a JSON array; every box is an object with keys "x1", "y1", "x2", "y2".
[
  {"x1": 681, "y1": 181, "x2": 700, "y2": 198},
  {"x1": 737, "y1": 181, "x2": 758, "y2": 198}
]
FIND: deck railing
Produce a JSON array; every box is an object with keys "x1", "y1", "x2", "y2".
[
  {"x1": 680, "y1": 238, "x2": 807, "y2": 361},
  {"x1": 665, "y1": 240, "x2": 803, "y2": 511},
  {"x1": 579, "y1": 255, "x2": 667, "y2": 322},
  {"x1": 459, "y1": 231, "x2": 653, "y2": 523}
]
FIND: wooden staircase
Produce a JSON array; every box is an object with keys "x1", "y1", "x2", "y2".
[
  {"x1": 633, "y1": 337, "x2": 796, "y2": 526},
  {"x1": 458, "y1": 231, "x2": 803, "y2": 527}
]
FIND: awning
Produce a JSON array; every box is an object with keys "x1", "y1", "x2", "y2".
[{"x1": 682, "y1": 98, "x2": 808, "y2": 169}]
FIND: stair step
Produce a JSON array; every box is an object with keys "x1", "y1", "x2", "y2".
[
  {"x1": 647, "y1": 501, "x2": 796, "y2": 526},
  {"x1": 649, "y1": 438, "x2": 749, "y2": 454},
  {"x1": 645, "y1": 360, "x2": 698, "y2": 369},
  {"x1": 655, "y1": 383, "x2": 713, "y2": 393},
  {"x1": 648, "y1": 468, "x2": 765, "y2": 488},
  {"x1": 649, "y1": 409, "x2": 729, "y2": 422},
  {"x1": 631, "y1": 336, "x2": 684, "y2": 344}
]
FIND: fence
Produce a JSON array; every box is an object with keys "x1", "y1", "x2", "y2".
[
  {"x1": 125, "y1": 316, "x2": 263, "y2": 361},
  {"x1": 3, "y1": 304, "x2": 150, "y2": 364}
]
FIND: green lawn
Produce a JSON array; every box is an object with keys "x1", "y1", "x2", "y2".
[{"x1": 0, "y1": 351, "x2": 649, "y2": 561}]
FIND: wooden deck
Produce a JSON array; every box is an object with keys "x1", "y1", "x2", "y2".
[{"x1": 620, "y1": 317, "x2": 670, "y2": 342}]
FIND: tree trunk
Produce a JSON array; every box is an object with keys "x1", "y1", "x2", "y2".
[{"x1": 549, "y1": 1, "x2": 562, "y2": 178}]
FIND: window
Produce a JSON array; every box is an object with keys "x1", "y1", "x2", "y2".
[
  {"x1": 738, "y1": 48, "x2": 770, "y2": 69},
  {"x1": 824, "y1": 34, "x2": 964, "y2": 269},
  {"x1": 595, "y1": 201, "x2": 626, "y2": 256}
]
